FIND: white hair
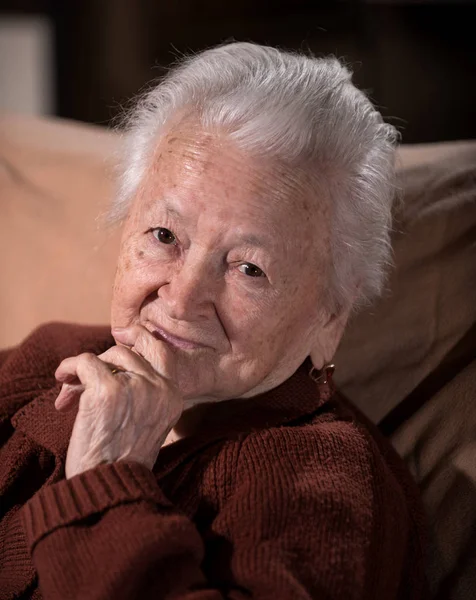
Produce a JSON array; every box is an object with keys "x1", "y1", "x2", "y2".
[{"x1": 111, "y1": 42, "x2": 399, "y2": 314}]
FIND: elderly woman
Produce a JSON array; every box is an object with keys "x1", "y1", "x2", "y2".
[{"x1": 0, "y1": 43, "x2": 426, "y2": 599}]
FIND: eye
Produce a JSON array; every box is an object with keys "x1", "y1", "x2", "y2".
[
  {"x1": 152, "y1": 227, "x2": 176, "y2": 245},
  {"x1": 237, "y1": 263, "x2": 265, "y2": 278}
]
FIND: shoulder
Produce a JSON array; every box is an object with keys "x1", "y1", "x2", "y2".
[
  {"x1": 238, "y1": 399, "x2": 376, "y2": 476},
  {"x1": 228, "y1": 397, "x2": 411, "y2": 520}
]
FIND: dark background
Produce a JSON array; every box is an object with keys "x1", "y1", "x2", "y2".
[{"x1": 1, "y1": 0, "x2": 475, "y2": 143}]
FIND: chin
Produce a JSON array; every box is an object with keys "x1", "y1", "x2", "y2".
[
  {"x1": 175, "y1": 366, "x2": 241, "y2": 403},
  {"x1": 175, "y1": 361, "x2": 216, "y2": 401}
]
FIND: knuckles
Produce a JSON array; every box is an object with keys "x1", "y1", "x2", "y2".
[
  {"x1": 98, "y1": 345, "x2": 131, "y2": 365},
  {"x1": 77, "y1": 352, "x2": 99, "y2": 365},
  {"x1": 60, "y1": 345, "x2": 181, "y2": 414}
]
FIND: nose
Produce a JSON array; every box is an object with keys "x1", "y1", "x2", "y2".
[{"x1": 159, "y1": 256, "x2": 217, "y2": 321}]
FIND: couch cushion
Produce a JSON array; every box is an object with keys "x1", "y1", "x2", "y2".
[
  {"x1": 0, "y1": 115, "x2": 120, "y2": 348},
  {"x1": 334, "y1": 141, "x2": 476, "y2": 423}
]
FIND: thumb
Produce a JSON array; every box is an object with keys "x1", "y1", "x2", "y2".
[{"x1": 111, "y1": 326, "x2": 136, "y2": 348}]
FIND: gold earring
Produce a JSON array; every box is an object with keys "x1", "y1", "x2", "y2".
[{"x1": 309, "y1": 363, "x2": 335, "y2": 384}]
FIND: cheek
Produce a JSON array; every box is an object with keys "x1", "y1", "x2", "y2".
[
  {"x1": 222, "y1": 291, "x2": 293, "y2": 353},
  {"x1": 240, "y1": 283, "x2": 317, "y2": 353},
  {"x1": 113, "y1": 244, "x2": 154, "y2": 304}
]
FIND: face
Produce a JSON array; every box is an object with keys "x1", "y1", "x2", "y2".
[{"x1": 111, "y1": 122, "x2": 331, "y2": 402}]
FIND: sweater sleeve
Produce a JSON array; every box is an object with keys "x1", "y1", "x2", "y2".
[
  {"x1": 0, "y1": 346, "x2": 13, "y2": 369},
  {"x1": 20, "y1": 424, "x2": 417, "y2": 600}
]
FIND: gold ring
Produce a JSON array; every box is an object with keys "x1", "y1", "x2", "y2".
[{"x1": 110, "y1": 367, "x2": 124, "y2": 375}]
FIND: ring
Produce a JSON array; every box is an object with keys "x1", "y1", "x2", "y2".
[{"x1": 110, "y1": 367, "x2": 124, "y2": 375}]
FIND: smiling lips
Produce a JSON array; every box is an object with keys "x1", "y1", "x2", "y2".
[{"x1": 149, "y1": 325, "x2": 209, "y2": 350}]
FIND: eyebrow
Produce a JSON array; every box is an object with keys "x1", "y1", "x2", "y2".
[
  {"x1": 162, "y1": 201, "x2": 183, "y2": 220},
  {"x1": 238, "y1": 233, "x2": 274, "y2": 249}
]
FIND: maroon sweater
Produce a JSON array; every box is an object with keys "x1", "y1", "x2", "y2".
[{"x1": 0, "y1": 323, "x2": 427, "y2": 600}]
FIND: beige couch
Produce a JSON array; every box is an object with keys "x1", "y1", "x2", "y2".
[{"x1": 1, "y1": 114, "x2": 475, "y2": 598}]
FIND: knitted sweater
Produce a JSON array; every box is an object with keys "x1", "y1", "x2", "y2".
[{"x1": 0, "y1": 323, "x2": 427, "y2": 600}]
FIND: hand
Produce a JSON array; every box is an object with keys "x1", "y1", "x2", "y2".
[{"x1": 54, "y1": 325, "x2": 183, "y2": 479}]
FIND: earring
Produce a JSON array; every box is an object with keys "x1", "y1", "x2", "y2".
[{"x1": 309, "y1": 363, "x2": 335, "y2": 385}]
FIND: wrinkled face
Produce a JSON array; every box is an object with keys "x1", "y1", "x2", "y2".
[{"x1": 111, "y1": 123, "x2": 330, "y2": 402}]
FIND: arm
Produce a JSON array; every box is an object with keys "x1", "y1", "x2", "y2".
[
  {"x1": 22, "y1": 460, "x2": 212, "y2": 599},
  {"x1": 21, "y1": 423, "x2": 416, "y2": 600}
]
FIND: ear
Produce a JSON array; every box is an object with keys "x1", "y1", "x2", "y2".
[{"x1": 309, "y1": 303, "x2": 352, "y2": 369}]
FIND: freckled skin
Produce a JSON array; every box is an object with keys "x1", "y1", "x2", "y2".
[{"x1": 111, "y1": 120, "x2": 337, "y2": 404}]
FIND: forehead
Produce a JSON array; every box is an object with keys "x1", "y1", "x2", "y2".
[{"x1": 149, "y1": 126, "x2": 301, "y2": 197}]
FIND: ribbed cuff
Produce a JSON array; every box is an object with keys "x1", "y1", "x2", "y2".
[{"x1": 21, "y1": 460, "x2": 172, "y2": 551}]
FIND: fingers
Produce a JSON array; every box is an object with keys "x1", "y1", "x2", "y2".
[
  {"x1": 53, "y1": 325, "x2": 178, "y2": 414},
  {"x1": 55, "y1": 382, "x2": 84, "y2": 412},
  {"x1": 54, "y1": 353, "x2": 118, "y2": 412},
  {"x1": 97, "y1": 345, "x2": 155, "y2": 379},
  {"x1": 55, "y1": 352, "x2": 114, "y2": 384},
  {"x1": 112, "y1": 325, "x2": 177, "y2": 381}
]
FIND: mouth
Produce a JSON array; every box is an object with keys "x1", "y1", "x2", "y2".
[{"x1": 147, "y1": 324, "x2": 209, "y2": 351}]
